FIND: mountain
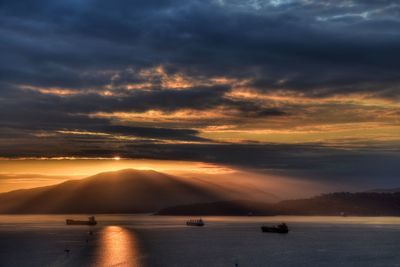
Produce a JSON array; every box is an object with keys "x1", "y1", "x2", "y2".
[
  {"x1": 0, "y1": 169, "x2": 277, "y2": 214},
  {"x1": 156, "y1": 192, "x2": 400, "y2": 216},
  {"x1": 367, "y1": 188, "x2": 400, "y2": 193},
  {"x1": 276, "y1": 192, "x2": 400, "y2": 215}
]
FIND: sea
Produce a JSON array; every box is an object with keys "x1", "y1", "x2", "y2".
[{"x1": 0, "y1": 215, "x2": 399, "y2": 267}]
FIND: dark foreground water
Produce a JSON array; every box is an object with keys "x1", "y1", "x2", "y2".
[{"x1": 0, "y1": 215, "x2": 399, "y2": 267}]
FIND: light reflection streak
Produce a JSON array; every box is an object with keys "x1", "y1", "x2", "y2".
[{"x1": 93, "y1": 226, "x2": 141, "y2": 267}]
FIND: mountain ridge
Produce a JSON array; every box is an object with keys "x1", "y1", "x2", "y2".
[
  {"x1": 156, "y1": 192, "x2": 400, "y2": 216},
  {"x1": 0, "y1": 168, "x2": 277, "y2": 214}
]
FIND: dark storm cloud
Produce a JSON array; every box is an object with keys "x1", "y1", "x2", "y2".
[
  {"x1": 101, "y1": 125, "x2": 208, "y2": 141},
  {"x1": 228, "y1": 100, "x2": 286, "y2": 117},
  {"x1": 0, "y1": 0, "x2": 400, "y2": 188},
  {"x1": 0, "y1": 84, "x2": 284, "y2": 138},
  {"x1": 0, "y1": 0, "x2": 399, "y2": 95},
  {"x1": 6, "y1": 85, "x2": 230, "y2": 113},
  {"x1": 1, "y1": 0, "x2": 399, "y2": 101},
  {"x1": 0, "y1": 84, "x2": 217, "y2": 142}
]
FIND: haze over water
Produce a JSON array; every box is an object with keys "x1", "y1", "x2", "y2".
[{"x1": 0, "y1": 215, "x2": 400, "y2": 267}]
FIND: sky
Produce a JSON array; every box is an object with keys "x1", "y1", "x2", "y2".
[{"x1": 0, "y1": 0, "x2": 399, "y2": 193}]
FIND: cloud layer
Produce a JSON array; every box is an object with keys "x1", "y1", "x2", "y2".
[{"x1": 0, "y1": 0, "x2": 399, "y2": 187}]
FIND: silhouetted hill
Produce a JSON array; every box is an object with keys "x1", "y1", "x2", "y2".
[
  {"x1": 156, "y1": 192, "x2": 400, "y2": 216},
  {"x1": 367, "y1": 188, "x2": 400, "y2": 193},
  {"x1": 277, "y1": 192, "x2": 400, "y2": 216},
  {"x1": 0, "y1": 169, "x2": 277, "y2": 214}
]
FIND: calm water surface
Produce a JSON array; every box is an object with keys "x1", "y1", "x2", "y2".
[{"x1": 0, "y1": 215, "x2": 399, "y2": 267}]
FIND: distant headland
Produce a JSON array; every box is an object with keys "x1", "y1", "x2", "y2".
[
  {"x1": 156, "y1": 192, "x2": 400, "y2": 216},
  {"x1": 0, "y1": 168, "x2": 399, "y2": 216}
]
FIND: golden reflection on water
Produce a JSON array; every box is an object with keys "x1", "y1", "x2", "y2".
[{"x1": 94, "y1": 226, "x2": 141, "y2": 267}]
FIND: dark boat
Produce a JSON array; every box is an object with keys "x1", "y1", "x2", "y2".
[
  {"x1": 66, "y1": 216, "x2": 97, "y2": 226},
  {"x1": 261, "y1": 223, "x2": 289, "y2": 234},
  {"x1": 186, "y1": 218, "x2": 204, "y2": 227}
]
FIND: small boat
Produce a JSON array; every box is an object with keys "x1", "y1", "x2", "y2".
[
  {"x1": 66, "y1": 216, "x2": 97, "y2": 226},
  {"x1": 261, "y1": 223, "x2": 289, "y2": 234},
  {"x1": 186, "y1": 218, "x2": 204, "y2": 227}
]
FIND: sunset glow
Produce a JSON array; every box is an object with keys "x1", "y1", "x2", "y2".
[{"x1": 0, "y1": 158, "x2": 238, "y2": 193}]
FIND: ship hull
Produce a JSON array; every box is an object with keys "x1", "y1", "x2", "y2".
[
  {"x1": 261, "y1": 226, "x2": 288, "y2": 234},
  {"x1": 186, "y1": 222, "x2": 204, "y2": 227},
  {"x1": 66, "y1": 219, "x2": 97, "y2": 226}
]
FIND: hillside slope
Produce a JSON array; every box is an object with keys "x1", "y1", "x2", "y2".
[{"x1": 0, "y1": 169, "x2": 276, "y2": 213}]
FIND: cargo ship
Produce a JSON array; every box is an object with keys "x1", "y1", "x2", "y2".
[
  {"x1": 261, "y1": 223, "x2": 289, "y2": 234},
  {"x1": 186, "y1": 219, "x2": 204, "y2": 227},
  {"x1": 66, "y1": 216, "x2": 97, "y2": 226}
]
